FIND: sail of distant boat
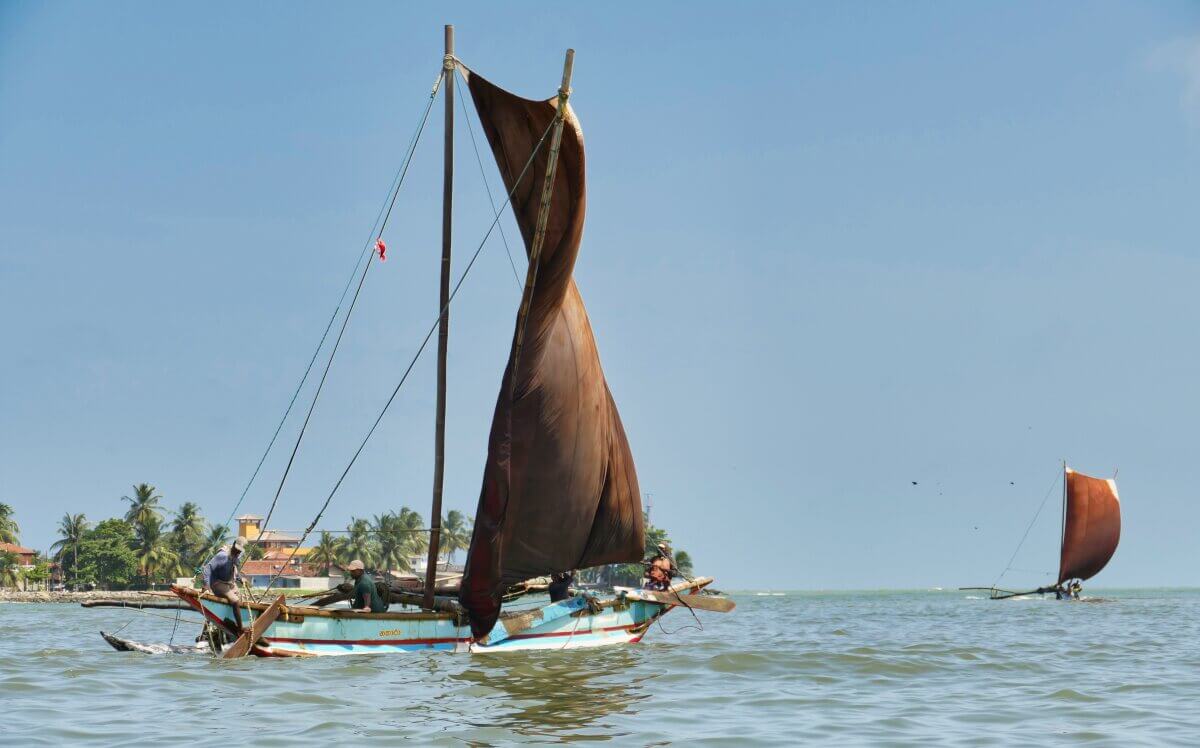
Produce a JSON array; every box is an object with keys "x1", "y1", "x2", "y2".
[
  {"x1": 1057, "y1": 467, "x2": 1121, "y2": 585},
  {"x1": 456, "y1": 68, "x2": 645, "y2": 638}
]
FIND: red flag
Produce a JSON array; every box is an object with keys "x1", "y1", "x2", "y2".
[{"x1": 375, "y1": 238, "x2": 387, "y2": 261}]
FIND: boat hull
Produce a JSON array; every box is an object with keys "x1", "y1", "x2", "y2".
[{"x1": 173, "y1": 579, "x2": 711, "y2": 656}]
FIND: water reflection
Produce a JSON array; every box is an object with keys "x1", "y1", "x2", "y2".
[{"x1": 449, "y1": 648, "x2": 649, "y2": 740}]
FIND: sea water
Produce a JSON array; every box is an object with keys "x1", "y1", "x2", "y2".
[{"x1": 3, "y1": 589, "x2": 1199, "y2": 745}]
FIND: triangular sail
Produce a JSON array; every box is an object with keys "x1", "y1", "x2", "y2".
[
  {"x1": 457, "y1": 67, "x2": 644, "y2": 638},
  {"x1": 1057, "y1": 467, "x2": 1121, "y2": 584}
]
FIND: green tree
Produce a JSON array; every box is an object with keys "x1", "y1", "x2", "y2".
[
  {"x1": 373, "y1": 513, "x2": 408, "y2": 573},
  {"x1": 0, "y1": 550, "x2": 21, "y2": 589},
  {"x1": 398, "y1": 507, "x2": 427, "y2": 559},
  {"x1": 199, "y1": 523, "x2": 229, "y2": 563},
  {"x1": 309, "y1": 531, "x2": 345, "y2": 576},
  {"x1": 77, "y1": 519, "x2": 138, "y2": 590},
  {"x1": 22, "y1": 557, "x2": 52, "y2": 590},
  {"x1": 440, "y1": 510, "x2": 471, "y2": 567},
  {"x1": 50, "y1": 513, "x2": 90, "y2": 588},
  {"x1": 133, "y1": 515, "x2": 180, "y2": 586},
  {"x1": 169, "y1": 501, "x2": 206, "y2": 570},
  {"x1": 674, "y1": 550, "x2": 694, "y2": 576},
  {"x1": 0, "y1": 502, "x2": 19, "y2": 545},
  {"x1": 344, "y1": 517, "x2": 377, "y2": 568},
  {"x1": 122, "y1": 483, "x2": 162, "y2": 527}
]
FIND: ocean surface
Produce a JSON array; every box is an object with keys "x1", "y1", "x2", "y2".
[{"x1": 3, "y1": 589, "x2": 1200, "y2": 746}]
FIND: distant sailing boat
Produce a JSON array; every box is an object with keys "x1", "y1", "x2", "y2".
[
  {"x1": 166, "y1": 27, "x2": 732, "y2": 656},
  {"x1": 964, "y1": 464, "x2": 1121, "y2": 600}
]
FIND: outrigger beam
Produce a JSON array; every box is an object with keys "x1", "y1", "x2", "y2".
[{"x1": 222, "y1": 594, "x2": 286, "y2": 659}]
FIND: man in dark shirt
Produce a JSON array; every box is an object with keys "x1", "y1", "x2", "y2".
[
  {"x1": 202, "y1": 536, "x2": 246, "y2": 631},
  {"x1": 347, "y1": 559, "x2": 388, "y2": 613}
]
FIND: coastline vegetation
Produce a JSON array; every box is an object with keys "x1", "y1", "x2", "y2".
[{"x1": 2, "y1": 490, "x2": 695, "y2": 591}]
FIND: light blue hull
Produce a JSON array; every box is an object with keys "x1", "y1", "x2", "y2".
[{"x1": 175, "y1": 586, "x2": 689, "y2": 656}]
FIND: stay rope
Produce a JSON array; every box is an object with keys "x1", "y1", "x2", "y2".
[
  {"x1": 219, "y1": 70, "x2": 446, "y2": 554},
  {"x1": 455, "y1": 66, "x2": 522, "y2": 288},
  {"x1": 992, "y1": 468, "x2": 1063, "y2": 589},
  {"x1": 249, "y1": 69, "x2": 444, "y2": 556},
  {"x1": 261, "y1": 114, "x2": 558, "y2": 596}
]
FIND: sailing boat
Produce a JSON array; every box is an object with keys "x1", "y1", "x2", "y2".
[
  {"x1": 964, "y1": 464, "x2": 1121, "y2": 601},
  {"x1": 169, "y1": 28, "x2": 731, "y2": 656}
]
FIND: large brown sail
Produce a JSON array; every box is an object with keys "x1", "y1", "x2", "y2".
[
  {"x1": 457, "y1": 67, "x2": 644, "y2": 638},
  {"x1": 1057, "y1": 467, "x2": 1121, "y2": 584}
]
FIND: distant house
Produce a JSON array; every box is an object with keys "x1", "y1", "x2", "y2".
[
  {"x1": 240, "y1": 559, "x2": 344, "y2": 590},
  {"x1": 0, "y1": 542, "x2": 37, "y2": 567},
  {"x1": 236, "y1": 514, "x2": 311, "y2": 559}
]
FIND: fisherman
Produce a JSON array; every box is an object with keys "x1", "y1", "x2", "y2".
[
  {"x1": 549, "y1": 571, "x2": 574, "y2": 602},
  {"x1": 347, "y1": 559, "x2": 389, "y2": 613},
  {"x1": 1070, "y1": 580, "x2": 1082, "y2": 599},
  {"x1": 644, "y1": 562, "x2": 671, "y2": 591},
  {"x1": 202, "y1": 536, "x2": 246, "y2": 631}
]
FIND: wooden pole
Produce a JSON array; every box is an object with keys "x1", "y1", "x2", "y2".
[
  {"x1": 509, "y1": 48, "x2": 575, "y2": 386},
  {"x1": 424, "y1": 24, "x2": 454, "y2": 610}
]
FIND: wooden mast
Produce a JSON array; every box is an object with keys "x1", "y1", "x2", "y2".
[
  {"x1": 508, "y1": 48, "x2": 575, "y2": 384},
  {"x1": 424, "y1": 24, "x2": 454, "y2": 610}
]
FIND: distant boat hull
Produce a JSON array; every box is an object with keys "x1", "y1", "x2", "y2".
[{"x1": 172, "y1": 578, "x2": 717, "y2": 656}]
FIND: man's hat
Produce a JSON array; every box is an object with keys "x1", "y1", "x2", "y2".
[
  {"x1": 231, "y1": 537, "x2": 247, "y2": 553},
  {"x1": 346, "y1": 559, "x2": 365, "y2": 571}
]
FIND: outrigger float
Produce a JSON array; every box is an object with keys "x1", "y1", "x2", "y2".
[{"x1": 148, "y1": 26, "x2": 732, "y2": 657}]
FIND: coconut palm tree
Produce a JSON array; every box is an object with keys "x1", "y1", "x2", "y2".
[
  {"x1": 200, "y1": 523, "x2": 229, "y2": 561},
  {"x1": 344, "y1": 517, "x2": 377, "y2": 568},
  {"x1": 440, "y1": 510, "x2": 471, "y2": 567},
  {"x1": 373, "y1": 513, "x2": 410, "y2": 573},
  {"x1": 50, "y1": 513, "x2": 89, "y2": 588},
  {"x1": 122, "y1": 483, "x2": 163, "y2": 526},
  {"x1": 133, "y1": 515, "x2": 180, "y2": 585},
  {"x1": 397, "y1": 507, "x2": 426, "y2": 559},
  {"x1": 0, "y1": 550, "x2": 21, "y2": 589},
  {"x1": 309, "y1": 531, "x2": 344, "y2": 576},
  {"x1": 169, "y1": 502, "x2": 205, "y2": 569},
  {"x1": 0, "y1": 503, "x2": 19, "y2": 545}
]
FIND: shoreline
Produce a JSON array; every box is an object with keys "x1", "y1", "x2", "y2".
[{"x1": 0, "y1": 590, "x2": 170, "y2": 604}]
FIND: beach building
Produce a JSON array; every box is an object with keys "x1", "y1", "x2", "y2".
[{"x1": 0, "y1": 542, "x2": 37, "y2": 567}]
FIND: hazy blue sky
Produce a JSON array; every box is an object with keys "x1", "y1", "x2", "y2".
[{"x1": 3, "y1": 2, "x2": 1199, "y2": 589}]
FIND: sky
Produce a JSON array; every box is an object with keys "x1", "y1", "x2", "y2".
[{"x1": 2, "y1": 2, "x2": 1199, "y2": 590}]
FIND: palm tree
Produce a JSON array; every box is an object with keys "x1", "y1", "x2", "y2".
[
  {"x1": 0, "y1": 503, "x2": 19, "y2": 545},
  {"x1": 0, "y1": 550, "x2": 21, "y2": 589},
  {"x1": 169, "y1": 502, "x2": 205, "y2": 569},
  {"x1": 133, "y1": 515, "x2": 180, "y2": 586},
  {"x1": 122, "y1": 483, "x2": 163, "y2": 526},
  {"x1": 344, "y1": 517, "x2": 377, "y2": 568},
  {"x1": 309, "y1": 531, "x2": 344, "y2": 576},
  {"x1": 440, "y1": 510, "x2": 471, "y2": 567},
  {"x1": 373, "y1": 513, "x2": 408, "y2": 573},
  {"x1": 199, "y1": 523, "x2": 229, "y2": 562},
  {"x1": 50, "y1": 513, "x2": 89, "y2": 588},
  {"x1": 397, "y1": 507, "x2": 426, "y2": 559}
]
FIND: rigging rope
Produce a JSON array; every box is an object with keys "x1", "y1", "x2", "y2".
[
  {"x1": 250, "y1": 69, "x2": 444, "y2": 554},
  {"x1": 219, "y1": 69, "x2": 444, "y2": 550},
  {"x1": 455, "y1": 66, "x2": 522, "y2": 288},
  {"x1": 992, "y1": 468, "x2": 1063, "y2": 588},
  {"x1": 261, "y1": 115, "x2": 558, "y2": 596}
]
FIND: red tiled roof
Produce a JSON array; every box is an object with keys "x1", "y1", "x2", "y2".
[
  {"x1": 0, "y1": 542, "x2": 36, "y2": 556},
  {"x1": 241, "y1": 560, "x2": 337, "y2": 578}
]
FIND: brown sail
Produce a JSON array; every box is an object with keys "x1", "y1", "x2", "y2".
[
  {"x1": 1057, "y1": 467, "x2": 1121, "y2": 584},
  {"x1": 457, "y1": 67, "x2": 644, "y2": 637}
]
